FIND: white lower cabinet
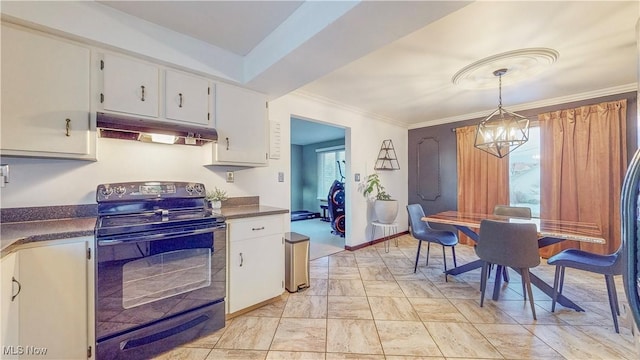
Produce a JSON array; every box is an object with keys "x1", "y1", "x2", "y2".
[
  {"x1": 227, "y1": 215, "x2": 285, "y2": 314},
  {"x1": 0, "y1": 238, "x2": 91, "y2": 359}
]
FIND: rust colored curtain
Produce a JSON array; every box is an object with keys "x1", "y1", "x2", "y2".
[
  {"x1": 456, "y1": 125, "x2": 509, "y2": 245},
  {"x1": 539, "y1": 99, "x2": 627, "y2": 257}
]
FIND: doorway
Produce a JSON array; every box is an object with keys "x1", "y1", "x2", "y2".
[{"x1": 290, "y1": 117, "x2": 346, "y2": 259}]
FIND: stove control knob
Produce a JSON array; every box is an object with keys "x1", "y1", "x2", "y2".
[
  {"x1": 100, "y1": 187, "x2": 113, "y2": 197},
  {"x1": 114, "y1": 186, "x2": 126, "y2": 196},
  {"x1": 193, "y1": 184, "x2": 204, "y2": 194}
]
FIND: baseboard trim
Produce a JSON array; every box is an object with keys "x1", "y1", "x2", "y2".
[{"x1": 345, "y1": 230, "x2": 409, "y2": 251}]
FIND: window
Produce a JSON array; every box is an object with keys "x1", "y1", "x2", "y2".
[
  {"x1": 509, "y1": 126, "x2": 541, "y2": 217},
  {"x1": 317, "y1": 147, "x2": 345, "y2": 199}
]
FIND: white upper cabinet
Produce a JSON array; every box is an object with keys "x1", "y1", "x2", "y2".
[
  {"x1": 211, "y1": 82, "x2": 268, "y2": 166},
  {"x1": 101, "y1": 53, "x2": 160, "y2": 118},
  {"x1": 1, "y1": 24, "x2": 94, "y2": 160},
  {"x1": 164, "y1": 70, "x2": 211, "y2": 126}
]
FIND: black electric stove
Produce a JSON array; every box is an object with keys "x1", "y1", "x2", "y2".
[{"x1": 94, "y1": 181, "x2": 226, "y2": 360}]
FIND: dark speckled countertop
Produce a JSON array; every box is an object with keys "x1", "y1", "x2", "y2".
[
  {"x1": 1, "y1": 217, "x2": 97, "y2": 255},
  {"x1": 1, "y1": 198, "x2": 288, "y2": 257}
]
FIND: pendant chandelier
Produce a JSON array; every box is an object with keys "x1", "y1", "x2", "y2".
[{"x1": 474, "y1": 68, "x2": 529, "y2": 158}]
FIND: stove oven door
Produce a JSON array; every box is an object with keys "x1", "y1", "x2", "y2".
[{"x1": 95, "y1": 224, "x2": 226, "y2": 360}]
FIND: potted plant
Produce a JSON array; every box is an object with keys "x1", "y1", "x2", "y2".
[
  {"x1": 206, "y1": 187, "x2": 228, "y2": 209},
  {"x1": 362, "y1": 173, "x2": 398, "y2": 224}
]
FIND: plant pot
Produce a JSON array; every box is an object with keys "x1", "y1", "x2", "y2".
[
  {"x1": 374, "y1": 199, "x2": 398, "y2": 224},
  {"x1": 210, "y1": 200, "x2": 222, "y2": 209}
]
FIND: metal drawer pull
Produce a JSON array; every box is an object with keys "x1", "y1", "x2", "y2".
[
  {"x1": 65, "y1": 118, "x2": 71, "y2": 136},
  {"x1": 11, "y1": 277, "x2": 21, "y2": 302},
  {"x1": 226, "y1": 137, "x2": 230, "y2": 150},
  {"x1": 239, "y1": 252, "x2": 244, "y2": 267},
  {"x1": 141, "y1": 85, "x2": 146, "y2": 101},
  {"x1": 179, "y1": 93, "x2": 183, "y2": 108},
  {"x1": 252, "y1": 226, "x2": 265, "y2": 231}
]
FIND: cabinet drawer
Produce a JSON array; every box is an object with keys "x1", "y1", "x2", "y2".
[{"x1": 228, "y1": 215, "x2": 284, "y2": 242}]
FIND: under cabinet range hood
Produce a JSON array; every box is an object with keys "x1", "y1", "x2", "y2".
[{"x1": 96, "y1": 112, "x2": 217, "y2": 146}]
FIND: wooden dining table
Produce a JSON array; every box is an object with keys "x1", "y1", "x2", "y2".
[{"x1": 422, "y1": 210, "x2": 605, "y2": 312}]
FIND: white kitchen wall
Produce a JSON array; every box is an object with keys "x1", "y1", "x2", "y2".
[
  {"x1": 0, "y1": 139, "x2": 248, "y2": 207},
  {"x1": 269, "y1": 93, "x2": 409, "y2": 248}
]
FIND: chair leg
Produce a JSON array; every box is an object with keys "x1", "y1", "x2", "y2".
[
  {"x1": 442, "y1": 246, "x2": 448, "y2": 272},
  {"x1": 480, "y1": 262, "x2": 489, "y2": 307},
  {"x1": 522, "y1": 268, "x2": 537, "y2": 320},
  {"x1": 451, "y1": 246, "x2": 457, "y2": 268},
  {"x1": 608, "y1": 275, "x2": 621, "y2": 316},
  {"x1": 604, "y1": 274, "x2": 620, "y2": 333},
  {"x1": 551, "y1": 266, "x2": 562, "y2": 312},
  {"x1": 493, "y1": 265, "x2": 503, "y2": 301},
  {"x1": 503, "y1": 267, "x2": 510, "y2": 283},
  {"x1": 442, "y1": 245, "x2": 449, "y2": 282},
  {"x1": 414, "y1": 240, "x2": 422, "y2": 273},
  {"x1": 426, "y1": 243, "x2": 431, "y2": 266},
  {"x1": 522, "y1": 279, "x2": 527, "y2": 301}
]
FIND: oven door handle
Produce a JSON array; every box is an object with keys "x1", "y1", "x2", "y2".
[{"x1": 97, "y1": 226, "x2": 222, "y2": 246}]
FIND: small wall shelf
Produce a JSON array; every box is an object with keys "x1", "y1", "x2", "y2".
[{"x1": 374, "y1": 139, "x2": 400, "y2": 170}]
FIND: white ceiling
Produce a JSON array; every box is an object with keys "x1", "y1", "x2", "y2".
[{"x1": 97, "y1": 1, "x2": 638, "y2": 129}]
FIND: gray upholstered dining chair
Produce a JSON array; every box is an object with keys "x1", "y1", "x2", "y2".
[
  {"x1": 406, "y1": 204, "x2": 458, "y2": 279},
  {"x1": 547, "y1": 244, "x2": 624, "y2": 332},
  {"x1": 476, "y1": 219, "x2": 540, "y2": 320},
  {"x1": 490, "y1": 205, "x2": 532, "y2": 283},
  {"x1": 493, "y1": 205, "x2": 532, "y2": 218}
]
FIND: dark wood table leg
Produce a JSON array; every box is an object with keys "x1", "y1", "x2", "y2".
[{"x1": 445, "y1": 259, "x2": 483, "y2": 276}]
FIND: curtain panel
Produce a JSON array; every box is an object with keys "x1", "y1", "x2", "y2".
[
  {"x1": 455, "y1": 125, "x2": 509, "y2": 245},
  {"x1": 539, "y1": 99, "x2": 627, "y2": 257}
]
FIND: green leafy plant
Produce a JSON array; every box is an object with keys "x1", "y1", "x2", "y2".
[
  {"x1": 205, "y1": 187, "x2": 228, "y2": 202},
  {"x1": 362, "y1": 173, "x2": 392, "y2": 200}
]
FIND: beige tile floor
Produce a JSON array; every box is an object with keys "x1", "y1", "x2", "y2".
[{"x1": 155, "y1": 235, "x2": 639, "y2": 360}]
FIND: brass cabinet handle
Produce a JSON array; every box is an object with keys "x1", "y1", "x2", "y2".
[
  {"x1": 179, "y1": 93, "x2": 183, "y2": 108},
  {"x1": 11, "y1": 277, "x2": 21, "y2": 302},
  {"x1": 141, "y1": 85, "x2": 145, "y2": 101},
  {"x1": 65, "y1": 118, "x2": 71, "y2": 136}
]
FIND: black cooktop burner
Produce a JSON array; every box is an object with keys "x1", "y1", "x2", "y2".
[{"x1": 95, "y1": 181, "x2": 225, "y2": 238}]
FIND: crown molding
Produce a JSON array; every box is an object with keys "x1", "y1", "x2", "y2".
[
  {"x1": 291, "y1": 90, "x2": 407, "y2": 128},
  {"x1": 408, "y1": 83, "x2": 638, "y2": 129}
]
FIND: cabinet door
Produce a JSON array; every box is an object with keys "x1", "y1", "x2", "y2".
[
  {"x1": 1, "y1": 252, "x2": 19, "y2": 359},
  {"x1": 165, "y1": 70, "x2": 210, "y2": 125},
  {"x1": 213, "y1": 82, "x2": 267, "y2": 165},
  {"x1": 1, "y1": 24, "x2": 92, "y2": 158},
  {"x1": 18, "y1": 241, "x2": 88, "y2": 359},
  {"x1": 102, "y1": 53, "x2": 159, "y2": 118},
  {"x1": 228, "y1": 234, "x2": 284, "y2": 313}
]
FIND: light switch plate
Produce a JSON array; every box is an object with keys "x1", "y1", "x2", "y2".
[
  {"x1": 278, "y1": 172, "x2": 285, "y2": 182},
  {"x1": 226, "y1": 171, "x2": 234, "y2": 183},
  {"x1": 355, "y1": 173, "x2": 360, "y2": 182}
]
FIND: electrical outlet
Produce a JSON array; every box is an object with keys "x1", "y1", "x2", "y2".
[
  {"x1": 226, "y1": 171, "x2": 234, "y2": 183},
  {"x1": 278, "y1": 172, "x2": 285, "y2": 182},
  {"x1": 355, "y1": 173, "x2": 360, "y2": 182}
]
